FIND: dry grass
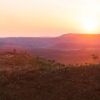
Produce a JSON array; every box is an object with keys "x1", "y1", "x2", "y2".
[{"x1": 0, "y1": 53, "x2": 100, "y2": 100}]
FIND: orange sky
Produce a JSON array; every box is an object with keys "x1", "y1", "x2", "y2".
[{"x1": 0, "y1": 0, "x2": 100, "y2": 37}]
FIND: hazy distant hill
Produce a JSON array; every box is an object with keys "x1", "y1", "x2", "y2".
[
  {"x1": 0, "y1": 34, "x2": 99, "y2": 65},
  {"x1": 0, "y1": 37, "x2": 56, "y2": 50},
  {"x1": 0, "y1": 34, "x2": 100, "y2": 51},
  {"x1": 51, "y1": 34, "x2": 100, "y2": 50}
]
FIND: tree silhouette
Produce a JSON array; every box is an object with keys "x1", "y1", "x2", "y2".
[
  {"x1": 91, "y1": 54, "x2": 99, "y2": 60},
  {"x1": 91, "y1": 54, "x2": 99, "y2": 63}
]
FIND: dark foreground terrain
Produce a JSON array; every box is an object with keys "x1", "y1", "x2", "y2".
[{"x1": 0, "y1": 52, "x2": 100, "y2": 100}]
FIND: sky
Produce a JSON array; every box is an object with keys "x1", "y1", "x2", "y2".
[{"x1": 0, "y1": 0, "x2": 100, "y2": 37}]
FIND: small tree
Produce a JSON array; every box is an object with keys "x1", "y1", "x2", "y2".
[{"x1": 91, "y1": 54, "x2": 99, "y2": 63}]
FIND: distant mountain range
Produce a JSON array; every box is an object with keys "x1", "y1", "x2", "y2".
[{"x1": 0, "y1": 33, "x2": 100, "y2": 51}]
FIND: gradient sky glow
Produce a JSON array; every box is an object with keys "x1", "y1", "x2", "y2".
[{"x1": 0, "y1": 0, "x2": 100, "y2": 37}]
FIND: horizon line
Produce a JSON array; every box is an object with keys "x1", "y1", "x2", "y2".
[{"x1": 0, "y1": 33, "x2": 100, "y2": 38}]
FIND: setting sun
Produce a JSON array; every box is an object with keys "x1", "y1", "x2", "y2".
[{"x1": 81, "y1": 17, "x2": 98, "y2": 34}]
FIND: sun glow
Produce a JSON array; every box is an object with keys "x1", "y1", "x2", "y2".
[
  {"x1": 0, "y1": 0, "x2": 100, "y2": 36},
  {"x1": 80, "y1": 15, "x2": 98, "y2": 34},
  {"x1": 83, "y1": 20, "x2": 98, "y2": 34}
]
